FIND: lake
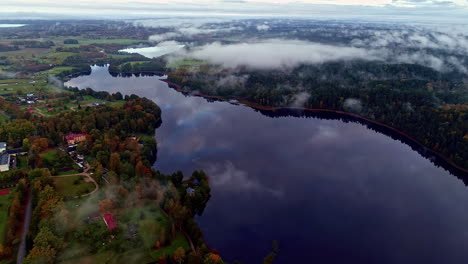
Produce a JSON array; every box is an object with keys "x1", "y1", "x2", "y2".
[
  {"x1": 119, "y1": 44, "x2": 185, "y2": 58},
  {"x1": 65, "y1": 65, "x2": 468, "y2": 264}
]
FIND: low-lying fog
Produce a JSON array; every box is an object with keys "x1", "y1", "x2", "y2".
[{"x1": 128, "y1": 18, "x2": 468, "y2": 76}]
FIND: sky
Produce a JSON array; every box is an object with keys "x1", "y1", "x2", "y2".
[{"x1": 1, "y1": 0, "x2": 468, "y2": 22}]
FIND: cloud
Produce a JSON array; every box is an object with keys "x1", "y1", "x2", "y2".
[
  {"x1": 182, "y1": 39, "x2": 378, "y2": 69},
  {"x1": 256, "y1": 24, "x2": 270, "y2": 31},
  {"x1": 146, "y1": 19, "x2": 242, "y2": 43},
  {"x1": 0, "y1": 70, "x2": 16, "y2": 79},
  {"x1": 119, "y1": 41, "x2": 185, "y2": 58},
  {"x1": 343, "y1": 98, "x2": 363, "y2": 113},
  {"x1": 148, "y1": 32, "x2": 180, "y2": 42},
  {"x1": 207, "y1": 161, "x2": 283, "y2": 197},
  {"x1": 291, "y1": 92, "x2": 311, "y2": 108},
  {"x1": 48, "y1": 75, "x2": 64, "y2": 89},
  {"x1": 2, "y1": 0, "x2": 468, "y2": 22}
]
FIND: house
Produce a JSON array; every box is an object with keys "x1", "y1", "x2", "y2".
[
  {"x1": 6, "y1": 149, "x2": 27, "y2": 156},
  {"x1": 186, "y1": 187, "x2": 195, "y2": 195},
  {"x1": 103, "y1": 213, "x2": 117, "y2": 231},
  {"x1": 67, "y1": 145, "x2": 77, "y2": 152},
  {"x1": 0, "y1": 142, "x2": 6, "y2": 153},
  {"x1": 193, "y1": 179, "x2": 200, "y2": 186},
  {"x1": 0, "y1": 153, "x2": 10, "y2": 172},
  {"x1": 65, "y1": 133, "x2": 86, "y2": 145}
]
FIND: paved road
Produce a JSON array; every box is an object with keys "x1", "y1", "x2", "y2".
[{"x1": 16, "y1": 191, "x2": 32, "y2": 264}]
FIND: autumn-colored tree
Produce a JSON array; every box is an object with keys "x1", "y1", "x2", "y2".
[
  {"x1": 203, "y1": 253, "x2": 222, "y2": 264},
  {"x1": 167, "y1": 199, "x2": 190, "y2": 230},
  {"x1": 24, "y1": 245, "x2": 57, "y2": 264},
  {"x1": 33, "y1": 226, "x2": 63, "y2": 250},
  {"x1": 98, "y1": 199, "x2": 115, "y2": 214},
  {"x1": 92, "y1": 163, "x2": 103, "y2": 185},
  {"x1": 109, "y1": 152, "x2": 121, "y2": 173},
  {"x1": 188, "y1": 250, "x2": 203, "y2": 264},
  {"x1": 135, "y1": 160, "x2": 145, "y2": 177},
  {"x1": 263, "y1": 252, "x2": 276, "y2": 264},
  {"x1": 172, "y1": 247, "x2": 186, "y2": 264}
]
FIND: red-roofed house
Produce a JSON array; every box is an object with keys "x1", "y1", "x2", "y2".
[
  {"x1": 65, "y1": 133, "x2": 86, "y2": 145},
  {"x1": 103, "y1": 213, "x2": 117, "y2": 231}
]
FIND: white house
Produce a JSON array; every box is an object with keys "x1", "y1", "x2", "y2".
[
  {"x1": 0, "y1": 142, "x2": 6, "y2": 153},
  {"x1": 0, "y1": 153, "x2": 10, "y2": 172}
]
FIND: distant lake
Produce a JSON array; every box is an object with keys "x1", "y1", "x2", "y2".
[
  {"x1": 66, "y1": 66, "x2": 468, "y2": 264},
  {"x1": 119, "y1": 44, "x2": 185, "y2": 58},
  {"x1": 0, "y1": 24, "x2": 26, "y2": 28}
]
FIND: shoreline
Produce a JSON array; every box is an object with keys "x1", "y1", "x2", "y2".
[
  {"x1": 64, "y1": 70, "x2": 468, "y2": 178},
  {"x1": 162, "y1": 79, "x2": 468, "y2": 178}
]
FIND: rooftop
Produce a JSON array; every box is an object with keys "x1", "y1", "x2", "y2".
[
  {"x1": 65, "y1": 133, "x2": 86, "y2": 141},
  {"x1": 103, "y1": 213, "x2": 117, "y2": 231},
  {"x1": 186, "y1": 187, "x2": 195, "y2": 195},
  {"x1": 0, "y1": 153, "x2": 10, "y2": 165}
]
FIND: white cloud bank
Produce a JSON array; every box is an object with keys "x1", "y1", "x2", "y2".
[{"x1": 182, "y1": 39, "x2": 378, "y2": 69}]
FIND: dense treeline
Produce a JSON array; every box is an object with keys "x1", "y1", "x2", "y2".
[
  {"x1": 25, "y1": 169, "x2": 64, "y2": 264},
  {"x1": 0, "y1": 44, "x2": 19, "y2": 52},
  {"x1": 169, "y1": 61, "x2": 468, "y2": 170},
  {"x1": 108, "y1": 59, "x2": 166, "y2": 75},
  {"x1": 0, "y1": 179, "x2": 27, "y2": 259},
  {"x1": 12, "y1": 40, "x2": 55, "y2": 48}
]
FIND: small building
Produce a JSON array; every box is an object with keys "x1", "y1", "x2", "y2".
[
  {"x1": 0, "y1": 153, "x2": 10, "y2": 172},
  {"x1": 0, "y1": 142, "x2": 6, "y2": 153},
  {"x1": 103, "y1": 213, "x2": 117, "y2": 231},
  {"x1": 186, "y1": 187, "x2": 195, "y2": 195},
  {"x1": 193, "y1": 179, "x2": 200, "y2": 186},
  {"x1": 65, "y1": 133, "x2": 86, "y2": 145}
]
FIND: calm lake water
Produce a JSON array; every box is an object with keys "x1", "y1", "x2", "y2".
[{"x1": 66, "y1": 66, "x2": 468, "y2": 264}]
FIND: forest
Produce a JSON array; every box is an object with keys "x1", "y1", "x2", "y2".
[{"x1": 167, "y1": 60, "x2": 468, "y2": 170}]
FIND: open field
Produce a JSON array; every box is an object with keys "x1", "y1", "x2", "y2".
[
  {"x1": 40, "y1": 149, "x2": 79, "y2": 174},
  {"x1": 166, "y1": 59, "x2": 208, "y2": 70},
  {"x1": 19, "y1": 94, "x2": 126, "y2": 118},
  {"x1": 0, "y1": 78, "x2": 58, "y2": 95},
  {"x1": 53, "y1": 176, "x2": 94, "y2": 199},
  {"x1": 0, "y1": 48, "x2": 50, "y2": 58}
]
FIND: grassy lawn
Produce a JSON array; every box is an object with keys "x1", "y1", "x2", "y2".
[
  {"x1": 17, "y1": 155, "x2": 28, "y2": 170},
  {"x1": 40, "y1": 149, "x2": 80, "y2": 175},
  {"x1": 150, "y1": 232, "x2": 190, "y2": 260},
  {"x1": 40, "y1": 149, "x2": 59, "y2": 163},
  {"x1": 0, "y1": 113, "x2": 9, "y2": 124},
  {"x1": 57, "y1": 169, "x2": 80, "y2": 176},
  {"x1": 0, "y1": 192, "x2": 11, "y2": 244},
  {"x1": 0, "y1": 78, "x2": 56, "y2": 95},
  {"x1": 36, "y1": 66, "x2": 75, "y2": 78},
  {"x1": 43, "y1": 52, "x2": 77, "y2": 64},
  {"x1": 0, "y1": 48, "x2": 50, "y2": 58},
  {"x1": 167, "y1": 59, "x2": 208, "y2": 70},
  {"x1": 53, "y1": 176, "x2": 94, "y2": 199}
]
